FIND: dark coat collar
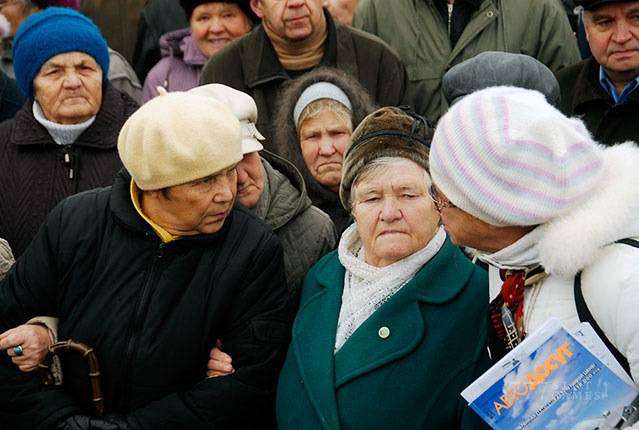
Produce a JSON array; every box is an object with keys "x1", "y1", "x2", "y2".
[
  {"x1": 569, "y1": 58, "x2": 639, "y2": 112},
  {"x1": 11, "y1": 82, "x2": 137, "y2": 149},
  {"x1": 291, "y1": 238, "x2": 475, "y2": 427},
  {"x1": 242, "y1": 9, "x2": 347, "y2": 89}
]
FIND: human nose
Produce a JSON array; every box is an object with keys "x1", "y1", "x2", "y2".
[
  {"x1": 379, "y1": 197, "x2": 402, "y2": 223},
  {"x1": 612, "y1": 21, "x2": 632, "y2": 44},
  {"x1": 318, "y1": 135, "x2": 336, "y2": 156},
  {"x1": 208, "y1": 16, "x2": 224, "y2": 34},
  {"x1": 62, "y1": 72, "x2": 82, "y2": 89},
  {"x1": 213, "y1": 174, "x2": 235, "y2": 203},
  {"x1": 286, "y1": 0, "x2": 306, "y2": 8}
]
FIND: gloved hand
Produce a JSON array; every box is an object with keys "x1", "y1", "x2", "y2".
[{"x1": 56, "y1": 414, "x2": 131, "y2": 430}]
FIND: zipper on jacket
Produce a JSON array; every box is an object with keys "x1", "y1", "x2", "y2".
[
  {"x1": 118, "y1": 242, "x2": 166, "y2": 410},
  {"x1": 63, "y1": 148, "x2": 74, "y2": 180},
  {"x1": 62, "y1": 147, "x2": 80, "y2": 193}
]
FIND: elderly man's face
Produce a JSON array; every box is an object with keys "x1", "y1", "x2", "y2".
[
  {"x1": 236, "y1": 151, "x2": 265, "y2": 208},
  {"x1": 33, "y1": 52, "x2": 103, "y2": 125},
  {"x1": 352, "y1": 160, "x2": 439, "y2": 268},
  {"x1": 252, "y1": 0, "x2": 325, "y2": 41},
  {"x1": 299, "y1": 109, "x2": 351, "y2": 192},
  {"x1": 584, "y1": 1, "x2": 639, "y2": 82},
  {"x1": 144, "y1": 165, "x2": 238, "y2": 236},
  {"x1": 190, "y1": 2, "x2": 252, "y2": 58}
]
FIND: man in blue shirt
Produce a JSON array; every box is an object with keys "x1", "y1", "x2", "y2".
[{"x1": 557, "y1": 0, "x2": 639, "y2": 146}]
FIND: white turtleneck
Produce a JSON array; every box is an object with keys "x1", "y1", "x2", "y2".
[{"x1": 33, "y1": 101, "x2": 96, "y2": 146}]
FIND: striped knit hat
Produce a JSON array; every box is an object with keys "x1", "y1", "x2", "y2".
[{"x1": 429, "y1": 86, "x2": 604, "y2": 227}]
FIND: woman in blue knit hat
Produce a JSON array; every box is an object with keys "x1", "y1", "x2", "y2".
[
  {"x1": 0, "y1": 7, "x2": 138, "y2": 259},
  {"x1": 0, "y1": 0, "x2": 142, "y2": 103}
]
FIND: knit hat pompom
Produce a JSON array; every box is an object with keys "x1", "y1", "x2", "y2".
[
  {"x1": 32, "y1": 0, "x2": 81, "y2": 9},
  {"x1": 340, "y1": 106, "x2": 433, "y2": 211},
  {"x1": 12, "y1": 7, "x2": 109, "y2": 99},
  {"x1": 180, "y1": 0, "x2": 258, "y2": 24},
  {"x1": 118, "y1": 91, "x2": 243, "y2": 191},
  {"x1": 429, "y1": 86, "x2": 605, "y2": 227}
]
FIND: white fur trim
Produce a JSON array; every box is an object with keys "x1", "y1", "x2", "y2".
[{"x1": 538, "y1": 142, "x2": 639, "y2": 277}]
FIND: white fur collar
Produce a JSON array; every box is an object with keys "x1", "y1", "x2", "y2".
[{"x1": 538, "y1": 142, "x2": 639, "y2": 278}]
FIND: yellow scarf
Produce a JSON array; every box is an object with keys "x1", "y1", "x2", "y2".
[
  {"x1": 263, "y1": 17, "x2": 327, "y2": 71},
  {"x1": 130, "y1": 180, "x2": 179, "y2": 244}
]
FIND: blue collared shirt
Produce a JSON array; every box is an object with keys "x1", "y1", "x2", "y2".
[{"x1": 599, "y1": 66, "x2": 639, "y2": 105}]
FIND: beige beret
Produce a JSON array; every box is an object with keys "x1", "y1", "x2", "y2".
[{"x1": 118, "y1": 91, "x2": 243, "y2": 190}]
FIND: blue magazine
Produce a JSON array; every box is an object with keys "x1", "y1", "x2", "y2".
[{"x1": 462, "y1": 319, "x2": 638, "y2": 430}]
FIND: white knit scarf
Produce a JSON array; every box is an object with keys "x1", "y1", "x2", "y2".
[
  {"x1": 33, "y1": 101, "x2": 96, "y2": 146},
  {"x1": 335, "y1": 224, "x2": 447, "y2": 352}
]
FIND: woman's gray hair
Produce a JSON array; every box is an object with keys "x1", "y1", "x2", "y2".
[{"x1": 349, "y1": 157, "x2": 431, "y2": 210}]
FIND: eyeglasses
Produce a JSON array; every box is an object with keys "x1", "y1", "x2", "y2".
[{"x1": 428, "y1": 184, "x2": 456, "y2": 212}]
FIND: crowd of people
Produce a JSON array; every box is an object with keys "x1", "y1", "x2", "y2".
[{"x1": 0, "y1": 0, "x2": 637, "y2": 428}]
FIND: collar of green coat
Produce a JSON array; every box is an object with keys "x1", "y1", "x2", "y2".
[
  {"x1": 315, "y1": 236, "x2": 474, "y2": 304},
  {"x1": 244, "y1": 10, "x2": 349, "y2": 89},
  {"x1": 290, "y1": 238, "x2": 475, "y2": 427}
]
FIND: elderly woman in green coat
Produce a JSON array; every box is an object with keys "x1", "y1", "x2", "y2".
[{"x1": 275, "y1": 107, "x2": 490, "y2": 429}]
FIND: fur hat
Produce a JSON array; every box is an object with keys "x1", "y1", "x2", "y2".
[
  {"x1": 179, "y1": 0, "x2": 258, "y2": 23},
  {"x1": 12, "y1": 7, "x2": 109, "y2": 99},
  {"x1": 340, "y1": 106, "x2": 433, "y2": 211},
  {"x1": 118, "y1": 91, "x2": 243, "y2": 190}
]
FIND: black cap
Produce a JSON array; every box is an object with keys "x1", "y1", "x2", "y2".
[
  {"x1": 179, "y1": 0, "x2": 259, "y2": 24},
  {"x1": 574, "y1": 0, "x2": 638, "y2": 11}
]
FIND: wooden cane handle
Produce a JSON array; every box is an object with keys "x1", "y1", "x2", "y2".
[{"x1": 49, "y1": 340, "x2": 104, "y2": 416}]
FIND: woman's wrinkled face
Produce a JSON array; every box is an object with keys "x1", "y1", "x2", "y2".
[
  {"x1": 352, "y1": 160, "x2": 440, "y2": 268},
  {"x1": 191, "y1": 2, "x2": 252, "y2": 58},
  {"x1": 143, "y1": 165, "x2": 238, "y2": 236},
  {"x1": 33, "y1": 52, "x2": 103, "y2": 125},
  {"x1": 299, "y1": 109, "x2": 351, "y2": 192}
]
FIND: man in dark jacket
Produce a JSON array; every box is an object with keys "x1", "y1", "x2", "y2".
[
  {"x1": 557, "y1": 0, "x2": 639, "y2": 146},
  {"x1": 199, "y1": 0, "x2": 406, "y2": 141},
  {"x1": 0, "y1": 69, "x2": 24, "y2": 122},
  {"x1": 0, "y1": 90, "x2": 291, "y2": 429},
  {"x1": 0, "y1": 8, "x2": 139, "y2": 258}
]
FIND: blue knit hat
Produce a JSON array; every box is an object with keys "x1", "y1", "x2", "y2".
[{"x1": 12, "y1": 7, "x2": 109, "y2": 99}]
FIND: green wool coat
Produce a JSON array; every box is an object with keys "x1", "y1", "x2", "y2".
[{"x1": 276, "y1": 239, "x2": 490, "y2": 430}]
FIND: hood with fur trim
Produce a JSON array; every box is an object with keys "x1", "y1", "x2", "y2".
[{"x1": 537, "y1": 142, "x2": 639, "y2": 278}]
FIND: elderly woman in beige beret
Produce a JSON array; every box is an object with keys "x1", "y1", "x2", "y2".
[{"x1": 0, "y1": 91, "x2": 291, "y2": 428}]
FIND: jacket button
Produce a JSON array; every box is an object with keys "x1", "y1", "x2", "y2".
[{"x1": 378, "y1": 326, "x2": 391, "y2": 339}]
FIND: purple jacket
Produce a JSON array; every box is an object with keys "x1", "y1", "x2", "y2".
[{"x1": 142, "y1": 28, "x2": 208, "y2": 102}]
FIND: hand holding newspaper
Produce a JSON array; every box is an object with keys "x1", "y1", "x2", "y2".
[{"x1": 462, "y1": 318, "x2": 638, "y2": 430}]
